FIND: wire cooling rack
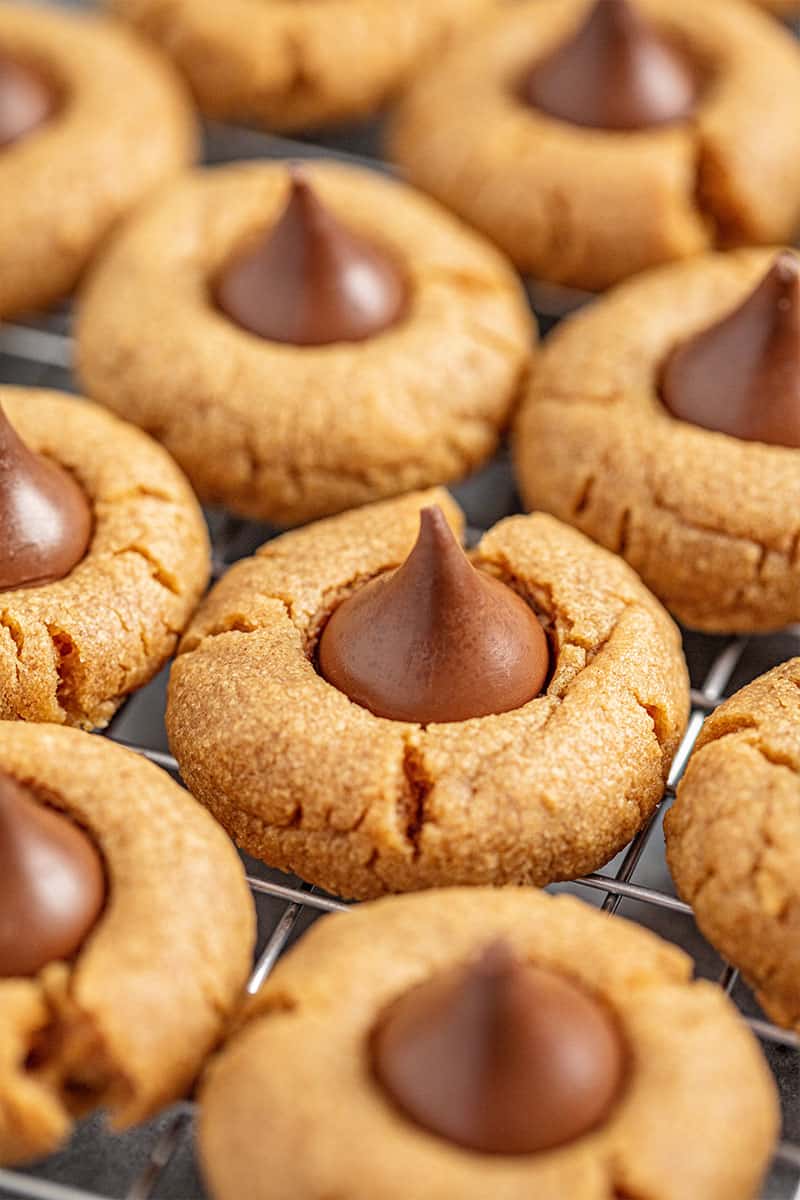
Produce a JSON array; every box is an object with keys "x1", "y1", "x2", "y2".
[{"x1": 2, "y1": 24, "x2": 800, "y2": 1198}]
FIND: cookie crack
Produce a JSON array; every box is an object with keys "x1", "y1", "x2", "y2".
[
  {"x1": 113, "y1": 544, "x2": 183, "y2": 597},
  {"x1": 46, "y1": 625, "x2": 88, "y2": 726},
  {"x1": 0, "y1": 611, "x2": 24, "y2": 683},
  {"x1": 650, "y1": 493, "x2": 800, "y2": 572},
  {"x1": 397, "y1": 737, "x2": 433, "y2": 857}
]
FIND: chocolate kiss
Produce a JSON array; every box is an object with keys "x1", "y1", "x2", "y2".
[
  {"x1": 0, "y1": 773, "x2": 105, "y2": 978},
  {"x1": 318, "y1": 505, "x2": 549, "y2": 724},
  {"x1": 215, "y1": 172, "x2": 409, "y2": 346},
  {"x1": 661, "y1": 253, "x2": 800, "y2": 448},
  {"x1": 524, "y1": 0, "x2": 697, "y2": 131},
  {"x1": 372, "y1": 941, "x2": 626, "y2": 1155},
  {"x1": 0, "y1": 403, "x2": 92, "y2": 591},
  {"x1": 0, "y1": 53, "x2": 55, "y2": 148}
]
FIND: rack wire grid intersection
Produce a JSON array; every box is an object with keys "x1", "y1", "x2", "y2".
[{"x1": 1, "y1": 57, "x2": 800, "y2": 1200}]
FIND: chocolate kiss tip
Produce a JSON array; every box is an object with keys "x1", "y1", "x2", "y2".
[
  {"x1": 214, "y1": 169, "x2": 409, "y2": 346},
  {"x1": 524, "y1": 0, "x2": 697, "y2": 132},
  {"x1": 318, "y1": 504, "x2": 549, "y2": 724},
  {"x1": 0, "y1": 53, "x2": 55, "y2": 148},
  {"x1": 0, "y1": 773, "x2": 105, "y2": 978},
  {"x1": 372, "y1": 940, "x2": 626, "y2": 1155},
  {"x1": 661, "y1": 252, "x2": 800, "y2": 449},
  {"x1": 0, "y1": 403, "x2": 92, "y2": 591}
]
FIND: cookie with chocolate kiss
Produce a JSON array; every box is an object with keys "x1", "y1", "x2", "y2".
[
  {"x1": 76, "y1": 159, "x2": 534, "y2": 526},
  {"x1": 198, "y1": 888, "x2": 778, "y2": 1200},
  {"x1": 372, "y1": 939, "x2": 625, "y2": 1154},
  {"x1": 0, "y1": 723, "x2": 255, "y2": 1167},
  {"x1": 216, "y1": 172, "x2": 408, "y2": 346},
  {"x1": 516, "y1": 246, "x2": 800, "y2": 633},
  {"x1": 167, "y1": 489, "x2": 689, "y2": 900},
  {"x1": 0, "y1": 2, "x2": 195, "y2": 321},
  {"x1": 390, "y1": 0, "x2": 800, "y2": 291},
  {"x1": 0, "y1": 402, "x2": 92, "y2": 591},
  {"x1": 319, "y1": 505, "x2": 549, "y2": 724},
  {"x1": 525, "y1": 0, "x2": 698, "y2": 131},
  {"x1": 0, "y1": 772, "x2": 105, "y2": 978},
  {"x1": 0, "y1": 385, "x2": 210, "y2": 730}
]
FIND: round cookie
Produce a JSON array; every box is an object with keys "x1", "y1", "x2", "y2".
[
  {"x1": 389, "y1": 0, "x2": 800, "y2": 291},
  {"x1": 0, "y1": 723, "x2": 255, "y2": 1166},
  {"x1": 666, "y1": 658, "x2": 800, "y2": 1031},
  {"x1": 76, "y1": 160, "x2": 534, "y2": 525},
  {"x1": 0, "y1": 3, "x2": 195, "y2": 319},
  {"x1": 166, "y1": 488, "x2": 689, "y2": 900},
  {"x1": 515, "y1": 248, "x2": 800, "y2": 633},
  {"x1": 105, "y1": 0, "x2": 499, "y2": 133},
  {"x1": 0, "y1": 386, "x2": 210, "y2": 730},
  {"x1": 199, "y1": 888, "x2": 778, "y2": 1200}
]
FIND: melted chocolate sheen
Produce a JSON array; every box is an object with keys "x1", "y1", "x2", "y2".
[
  {"x1": 0, "y1": 403, "x2": 92, "y2": 591},
  {"x1": 373, "y1": 941, "x2": 626, "y2": 1154},
  {"x1": 662, "y1": 253, "x2": 800, "y2": 448},
  {"x1": 0, "y1": 773, "x2": 105, "y2": 978},
  {"x1": 318, "y1": 505, "x2": 549, "y2": 724},
  {"x1": 0, "y1": 53, "x2": 54, "y2": 148},
  {"x1": 525, "y1": 0, "x2": 697, "y2": 131},
  {"x1": 215, "y1": 173, "x2": 408, "y2": 345}
]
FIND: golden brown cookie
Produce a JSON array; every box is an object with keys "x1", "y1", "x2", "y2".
[
  {"x1": 666, "y1": 658, "x2": 800, "y2": 1031},
  {"x1": 166, "y1": 488, "x2": 689, "y2": 900},
  {"x1": 0, "y1": 723, "x2": 256, "y2": 1166},
  {"x1": 0, "y1": 386, "x2": 210, "y2": 730},
  {"x1": 389, "y1": 0, "x2": 800, "y2": 291},
  {"x1": 515, "y1": 247, "x2": 800, "y2": 633},
  {"x1": 0, "y1": 3, "x2": 195, "y2": 319},
  {"x1": 199, "y1": 888, "x2": 778, "y2": 1200},
  {"x1": 76, "y1": 160, "x2": 534, "y2": 525},
  {"x1": 105, "y1": 0, "x2": 499, "y2": 132}
]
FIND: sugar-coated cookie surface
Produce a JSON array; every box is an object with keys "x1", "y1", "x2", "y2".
[
  {"x1": 666, "y1": 658, "x2": 800, "y2": 1031},
  {"x1": 199, "y1": 888, "x2": 778, "y2": 1200},
  {"x1": 167, "y1": 489, "x2": 688, "y2": 899},
  {"x1": 0, "y1": 725, "x2": 255, "y2": 1166}
]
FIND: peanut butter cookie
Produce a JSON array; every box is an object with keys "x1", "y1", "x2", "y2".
[
  {"x1": 0, "y1": 723, "x2": 255, "y2": 1166},
  {"x1": 199, "y1": 888, "x2": 777, "y2": 1200},
  {"x1": 166, "y1": 488, "x2": 688, "y2": 900},
  {"x1": 0, "y1": 2, "x2": 195, "y2": 319},
  {"x1": 76, "y1": 161, "x2": 534, "y2": 525},
  {"x1": 106, "y1": 0, "x2": 499, "y2": 132},
  {"x1": 389, "y1": 0, "x2": 800, "y2": 291},
  {"x1": 0, "y1": 386, "x2": 210, "y2": 730},
  {"x1": 666, "y1": 658, "x2": 800, "y2": 1031},
  {"x1": 515, "y1": 247, "x2": 800, "y2": 633}
]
